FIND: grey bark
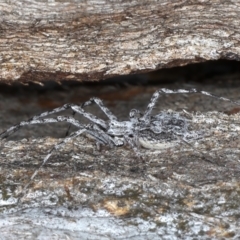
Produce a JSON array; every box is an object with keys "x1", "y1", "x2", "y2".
[
  {"x1": 1, "y1": 112, "x2": 240, "y2": 239},
  {"x1": 1, "y1": 84, "x2": 240, "y2": 239},
  {"x1": 0, "y1": 0, "x2": 240, "y2": 83}
]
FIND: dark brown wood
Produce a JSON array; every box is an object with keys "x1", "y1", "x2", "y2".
[{"x1": 1, "y1": 0, "x2": 240, "y2": 83}]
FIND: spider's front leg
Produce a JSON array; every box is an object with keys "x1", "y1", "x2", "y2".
[
  {"x1": 141, "y1": 88, "x2": 240, "y2": 123},
  {"x1": 141, "y1": 89, "x2": 196, "y2": 123},
  {"x1": 66, "y1": 97, "x2": 118, "y2": 137},
  {"x1": 0, "y1": 116, "x2": 81, "y2": 139},
  {"x1": 82, "y1": 97, "x2": 117, "y2": 121},
  {"x1": 17, "y1": 114, "x2": 123, "y2": 149},
  {"x1": 0, "y1": 116, "x2": 109, "y2": 147},
  {"x1": 41, "y1": 103, "x2": 109, "y2": 129},
  {"x1": 17, "y1": 127, "x2": 87, "y2": 203},
  {"x1": 0, "y1": 102, "x2": 109, "y2": 139}
]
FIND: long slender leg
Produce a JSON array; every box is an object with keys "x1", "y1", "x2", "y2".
[
  {"x1": 36, "y1": 98, "x2": 117, "y2": 129},
  {"x1": 141, "y1": 88, "x2": 240, "y2": 123},
  {"x1": 35, "y1": 103, "x2": 107, "y2": 129},
  {"x1": 65, "y1": 111, "x2": 76, "y2": 137},
  {"x1": 31, "y1": 103, "x2": 72, "y2": 119},
  {"x1": 16, "y1": 126, "x2": 123, "y2": 203},
  {"x1": 89, "y1": 124, "x2": 117, "y2": 148},
  {"x1": 66, "y1": 98, "x2": 117, "y2": 136},
  {"x1": 82, "y1": 97, "x2": 117, "y2": 121},
  {"x1": 0, "y1": 116, "x2": 110, "y2": 146},
  {"x1": 31, "y1": 103, "x2": 76, "y2": 138},
  {"x1": 70, "y1": 105, "x2": 107, "y2": 128},
  {"x1": 17, "y1": 128, "x2": 86, "y2": 204},
  {"x1": 0, "y1": 115, "x2": 122, "y2": 151},
  {"x1": 0, "y1": 103, "x2": 108, "y2": 139},
  {"x1": 179, "y1": 137, "x2": 220, "y2": 165},
  {"x1": 124, "y1": 135, "x2": 143, "y2": 159},
  {"x1": 0, "y1": 116, "x2": 84, "y2": 139}
]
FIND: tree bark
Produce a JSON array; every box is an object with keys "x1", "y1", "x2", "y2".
[
  {"x1": 0, "y1": 0, "x2": 240, "y2": 83},
  {"x1": 1, "y1": 111, "x2": 240, "y2": 238},
  {"x1": 1, "y1": 84, "x2": 240, "y2": 238}
]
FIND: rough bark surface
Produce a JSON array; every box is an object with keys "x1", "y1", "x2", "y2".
[
  {"x1": 0, "y1": 0, "x2": 240, "y2": 83},
  {"x1": 1, "y1": 83, "x2": 240, "y2": 239}
]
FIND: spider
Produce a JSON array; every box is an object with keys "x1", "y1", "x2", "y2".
[
  {"x1": 0, "y1": 88, "x2": 239, "y2": 197},
  {"x1": 1, "y1": 88, "x2": 238, "y2": 154}
]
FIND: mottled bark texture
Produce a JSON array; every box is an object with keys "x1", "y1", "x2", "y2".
[
  {"x1": 1, "y1": 84, "x2": 240, "y2": 238},
  {"x1": 0, "y1": 0, "x2": 240, "y2": 83},
  {"x1": 1, "y1": 111, "x2": 240, "y2": 238}
]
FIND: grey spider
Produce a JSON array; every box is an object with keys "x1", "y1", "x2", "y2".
[
  {"x1": 0, "y1": 88, "x2": 239, "y2": 202},
  {"x1": 0, "y1": 88, "x2": 239, "y2": 189},
  {"x1": 0, "y1": 88, "x2": 238, "y2": 155}
]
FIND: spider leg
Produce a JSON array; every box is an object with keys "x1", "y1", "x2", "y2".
[
  {"x1": 70, "y1": 105, "x2": 108, "y2": 128},
  {"x1": 0, "y1": 103, "x2": 108, "y2": 139},
  {"x1": 15, "y1": 122, "x2": 121, "y2": 203},
  {"x1": 129, "y1": 109, "x2": 142, "y2": 123},
  {"x1": 0, "y1": 116, "x2": 109, "y2": 146},
  {"x1": 66, "y1": 97, "x2": 117, "y2": 136},
  {"x1": 66, "y1": 98, "x2": 117, "y2": 137},
  {"x1": 124, "y1": 135, "x2": 143, "y2": 159},
  {"x1": 65, "y1": 111, "x2": 76, "y2": 137},
  {"x1": 0, "y1": 116, "x2": 84, "y2": 139},
  {"x1": 39, "y1": 103, "x2": 108, "y2": 128},
  {"x1": 90, "y1": 124, "x2": 120, "y2": 148},
  {"x1": 30, "y1": 103, "x2": 77, "y2": 138},
  {"x1": 17, "y1": 128, "x2": 87, "y2": 203},
  {"x1": 179, "y1": 137, "x2": 220, "y2": 165},
  {"x1": 82, "y1": 97, "x2": 117, "y2": 121},
  {"x1": 141, "y1": 88, "x2": 240, "y2": 123},
  {"x1": 31, "y1": 103, "x2": 73, "y2": 119},
  {"x1": 1, "y1": 113, "x2": 123, "y2": 152},
  {"x1": 29, "y1": 103, "x2": 108, "y2": 128},
  {"x1": 170, "y1": 130, "x2": 220, "y2": 166}
]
